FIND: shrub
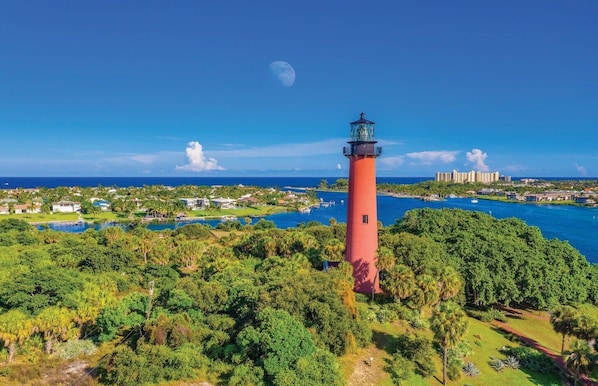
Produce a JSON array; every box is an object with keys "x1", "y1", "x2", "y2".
[
  {"x1": 504, "y1": 355, "x2": 521, "y2": 369},
  {"x1": 467, "y1": 308, "x2": 506, "y2": 323},
  {"x1": 503, "y1": 346, "x2": 553, "y2": 373},
  {"x1": 447, "y1": 361, "x2": 462, "y2": 381},
  {"x1": 377, "y1": 306, "x2": 397, "y2": 323},
  {"x1": 490, "y1": 359, "x2": 505, "y2": 372},
  {"x1": 54, "y1": 339, "x2": 97, "y2": 360},
  {"x1": 462, "y1": 362, "x2": 481, "y2": 377},
  {"x1": 489, "y1": 309, "x2": 507, "y2": 322},
  {"x1": 409, "y1": 315, "x2": 428, "y2": 329}
]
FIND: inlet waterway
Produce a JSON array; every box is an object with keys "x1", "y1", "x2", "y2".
[{"x1": 45, "y1": 190, "x2": 598, "y2": 264}]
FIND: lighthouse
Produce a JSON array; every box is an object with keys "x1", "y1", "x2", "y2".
[{"x1": 343, "y1": 113, "x2": 382, "y2": 294}]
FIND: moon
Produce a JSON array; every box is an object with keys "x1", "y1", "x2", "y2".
[{"x1": 268, "y1": 61, "x2": 295, "y2": 87}]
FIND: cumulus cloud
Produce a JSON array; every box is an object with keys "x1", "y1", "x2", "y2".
[
  {"x1": 575, "y1": 163, "x2": 588, "y2": 176},
  {"x1": 336, "y1": 163, "x2": 342, "y2": 170},
  {"x1": 406, "y1": 151, "x2": 458, "y2": 164},
  {"x1": 466, "y1": 148, "x2": 489, "y2": 171},
  {"x1": 176, "y1": 141, "x2": 224, "y2": 172}
]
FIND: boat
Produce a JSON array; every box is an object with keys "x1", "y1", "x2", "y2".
[
  {"x1": 471, "y1": 198, "x2": 478, "y2": 203},
  {"x1": 299, "y1": 207, "x2": 311, "y2": 214}
]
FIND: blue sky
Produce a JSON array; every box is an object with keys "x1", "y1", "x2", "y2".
[{"x1": 1, "y1": 1, "x2": 597, "y2": 178}]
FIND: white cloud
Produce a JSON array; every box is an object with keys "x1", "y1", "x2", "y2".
[
  {"x1": 336, "y1": 163, "x2": 342, "y2": 170},
  {"x1": 575, "y1": 163, "x2": 588, "y2": 176},
  {"x1": 176, "y1": 141, "x2": 224, "y2": 172},
  {"x1": 379, "y1": 156, "x2": 405, "y2": 168},
  {"x1": 466, "y1": 148, "x2": 489, "y2": 171},
  {"x1": 406, "y1": 151, "x2": 458, "y2": 164}
]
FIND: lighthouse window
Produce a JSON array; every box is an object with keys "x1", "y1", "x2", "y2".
[{"x1": 362, "y1": 215, "x2": 368, "y2": 224}]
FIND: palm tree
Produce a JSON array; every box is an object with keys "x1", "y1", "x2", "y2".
[
  {"x1": 417, "y1": 273, "x2": 440, "y2": 308},
  {"x1": 381, "y1": 264, "x2": 416, "y2": 304},
  {"x1": 375, "y1": 246, "x2": 395, "y2": 273},
  {"x1": 551, "y1": 305, "x2": 580, "y2": 354},
  {"x1": 323, "y1": 239, "x2": 345, "y2": 262},
  {"x1": 35, "y1": 306, "x2": 75, "y2": 354},
  {"x1": 430, "y1": 301, "x2": 469, "y2": 385},
  {"x1": 437, "y1": 266, "x2": 462, "y2": 302},
  {"x1": 0, "y1": 310, "x2": 33, "y2": 362},
  {"x1": 566, "y1": 339, "x2": 595, "y2": 385}
]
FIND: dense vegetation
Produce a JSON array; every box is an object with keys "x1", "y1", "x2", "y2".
[{"x1": 0, "y1": 205, "x2": 596, "y2": 385}]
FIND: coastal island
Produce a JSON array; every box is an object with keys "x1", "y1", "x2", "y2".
[
  {"x1": 1, "y1": 178, "x2": 597, "y2": 229},
  {"x1": 0, "y1": 183, "x2": 321, "y2": 226}
]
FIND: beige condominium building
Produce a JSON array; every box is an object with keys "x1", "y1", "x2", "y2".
[{"x1": 435, "y1": 170, "x2": 505, "y2": 184}]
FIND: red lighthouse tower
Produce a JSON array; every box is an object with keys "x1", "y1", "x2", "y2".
[{"x1": 343, "y1": 113, "x2": 382, "y2": 294}]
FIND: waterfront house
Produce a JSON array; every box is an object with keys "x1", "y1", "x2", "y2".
[
  {"x1": 52, "y1": 201, "x2": 81, "y2": 213},
  {"x1": 180, "y1": 197, "x2": 210, "y2": 210},
  {"x1": 210, "y1": 198, "x2": 237, "y2": 209},
  {"x1": 13, "y1": 203, "x2": 42, "y2": 214}
]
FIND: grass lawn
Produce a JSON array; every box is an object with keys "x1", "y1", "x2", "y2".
[
  {"x1": 501, "y1": 309, "x2": 563, "y2": 355},
  {"x1": 343, "y1": 305, "x2": 564, "y2": 386}
]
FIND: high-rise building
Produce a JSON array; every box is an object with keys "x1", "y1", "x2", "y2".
[{"x1": 435, "y1": 170, "x2": 503, "y2": 184}]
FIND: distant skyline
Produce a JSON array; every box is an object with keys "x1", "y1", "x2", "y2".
[{"x1": 1, "y1": 1, "x2": 597, "y2": 178}]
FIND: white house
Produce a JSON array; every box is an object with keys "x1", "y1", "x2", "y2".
[
  {"x1": 52, "y1": 200, "x2": 81, "y2": 213},
  {"x1": 210, "y1": 198, "x2": 237, "y2": 209}
]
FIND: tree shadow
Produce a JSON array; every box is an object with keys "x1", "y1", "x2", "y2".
[{"x1": 372, "y1": 329, "x2": 399, "y2": 354}]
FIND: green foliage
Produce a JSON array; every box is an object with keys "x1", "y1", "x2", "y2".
[
  {"x1": 468, "y1": 307, "x2": 507, "y2": 323},
  {"x1": 228, "y1": 362, "x2": 265, "y2": 386},
  {"x1": 389, "y1": 352, "x2": 415, "y2": 384},
  {"x1": 395, "y1": 333, "x2": 436, "y2": 377},
  {"x1": 173, "y1": 223, "x2": 212, "y2": 240},
  {"x1": 1, "y1": 191, "x2": 596, "y2": 385},
  {"x1": 503, "y1": 345, "x2": 555, "y2": 373},
  {"x1": 0, "y1": 219, "x2": 34, "y2": 233},
  {"x1": 393, "y1": 208, "x2": 594, "y2": 308},
  {"x1": 236, "y1": 307, "x2": 317, "y2": 382},
  {"x1": 0, "y1": 263, "x2": 83, "y2": 315},
  {"x1": 95, "y1": 292, "x2": 148, "y2": 342},
  {"x1": 253, "y1": 218, "x2": 277, "y2": 230}
]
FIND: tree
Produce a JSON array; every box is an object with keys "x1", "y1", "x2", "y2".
[
  {"x1": 0, "y1": 309, "x2": 33, "y2": 362},
  {"x1": 375, "y1": 246, "x2": 395, "y2": 273},
  {"x1": 566, "y1": 339, "x2": 596, "y2": 385},
  {"x1": 550, "y1": 305, "x2": 580, "y2": 354},
  {"x1": 176, "y1": 240, "x2": 205, "y2": 268},
  {"x1": 430, "y1": 302, "x2": 469, "y2": 385},
  {"x1": 437, "y1": 266, "x2": 462, "y2": 302},
  {"x1": 570, "y1": 303, "x2": 598, "y2": 344},
  {"x1": 236, "y1": 307, "x2": 317, "y2": 382},
  {"x1": 380, "y1": 264, "x2": 415, "y2": 304},
  {"x1": 323, "y1": 239, "x2": 345, "y2": 262},
  {"x1": 416, "y1": 273, "x2": 440, "y2": 309},
  {"x1": 35, "y1": 306, "x2": 76, "y2": 354},
  {"x1": 390, "y1": 352, "x2": 415, "y2": 385}
]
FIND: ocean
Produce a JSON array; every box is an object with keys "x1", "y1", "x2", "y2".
[
  {"x1": 3, "y1": 176, "x2": 597, "y2": 264},
  {"x1": 1, "y1": 176, "x2": 429, "y2": 189}
]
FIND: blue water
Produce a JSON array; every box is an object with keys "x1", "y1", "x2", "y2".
[
  {"x1": 4, "y1": 177, "x2": 596, "y2": 264},
  {"x1": 0, "y1": 176, "x2": 427, "y2": 189}
]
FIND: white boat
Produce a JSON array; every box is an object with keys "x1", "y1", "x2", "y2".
[
  {"x1": 299, "y1": 207, "x2": 311, "y2": 214},
  {"x1": 471, "y1": 198, "x2": 478, "y2": 203}
]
